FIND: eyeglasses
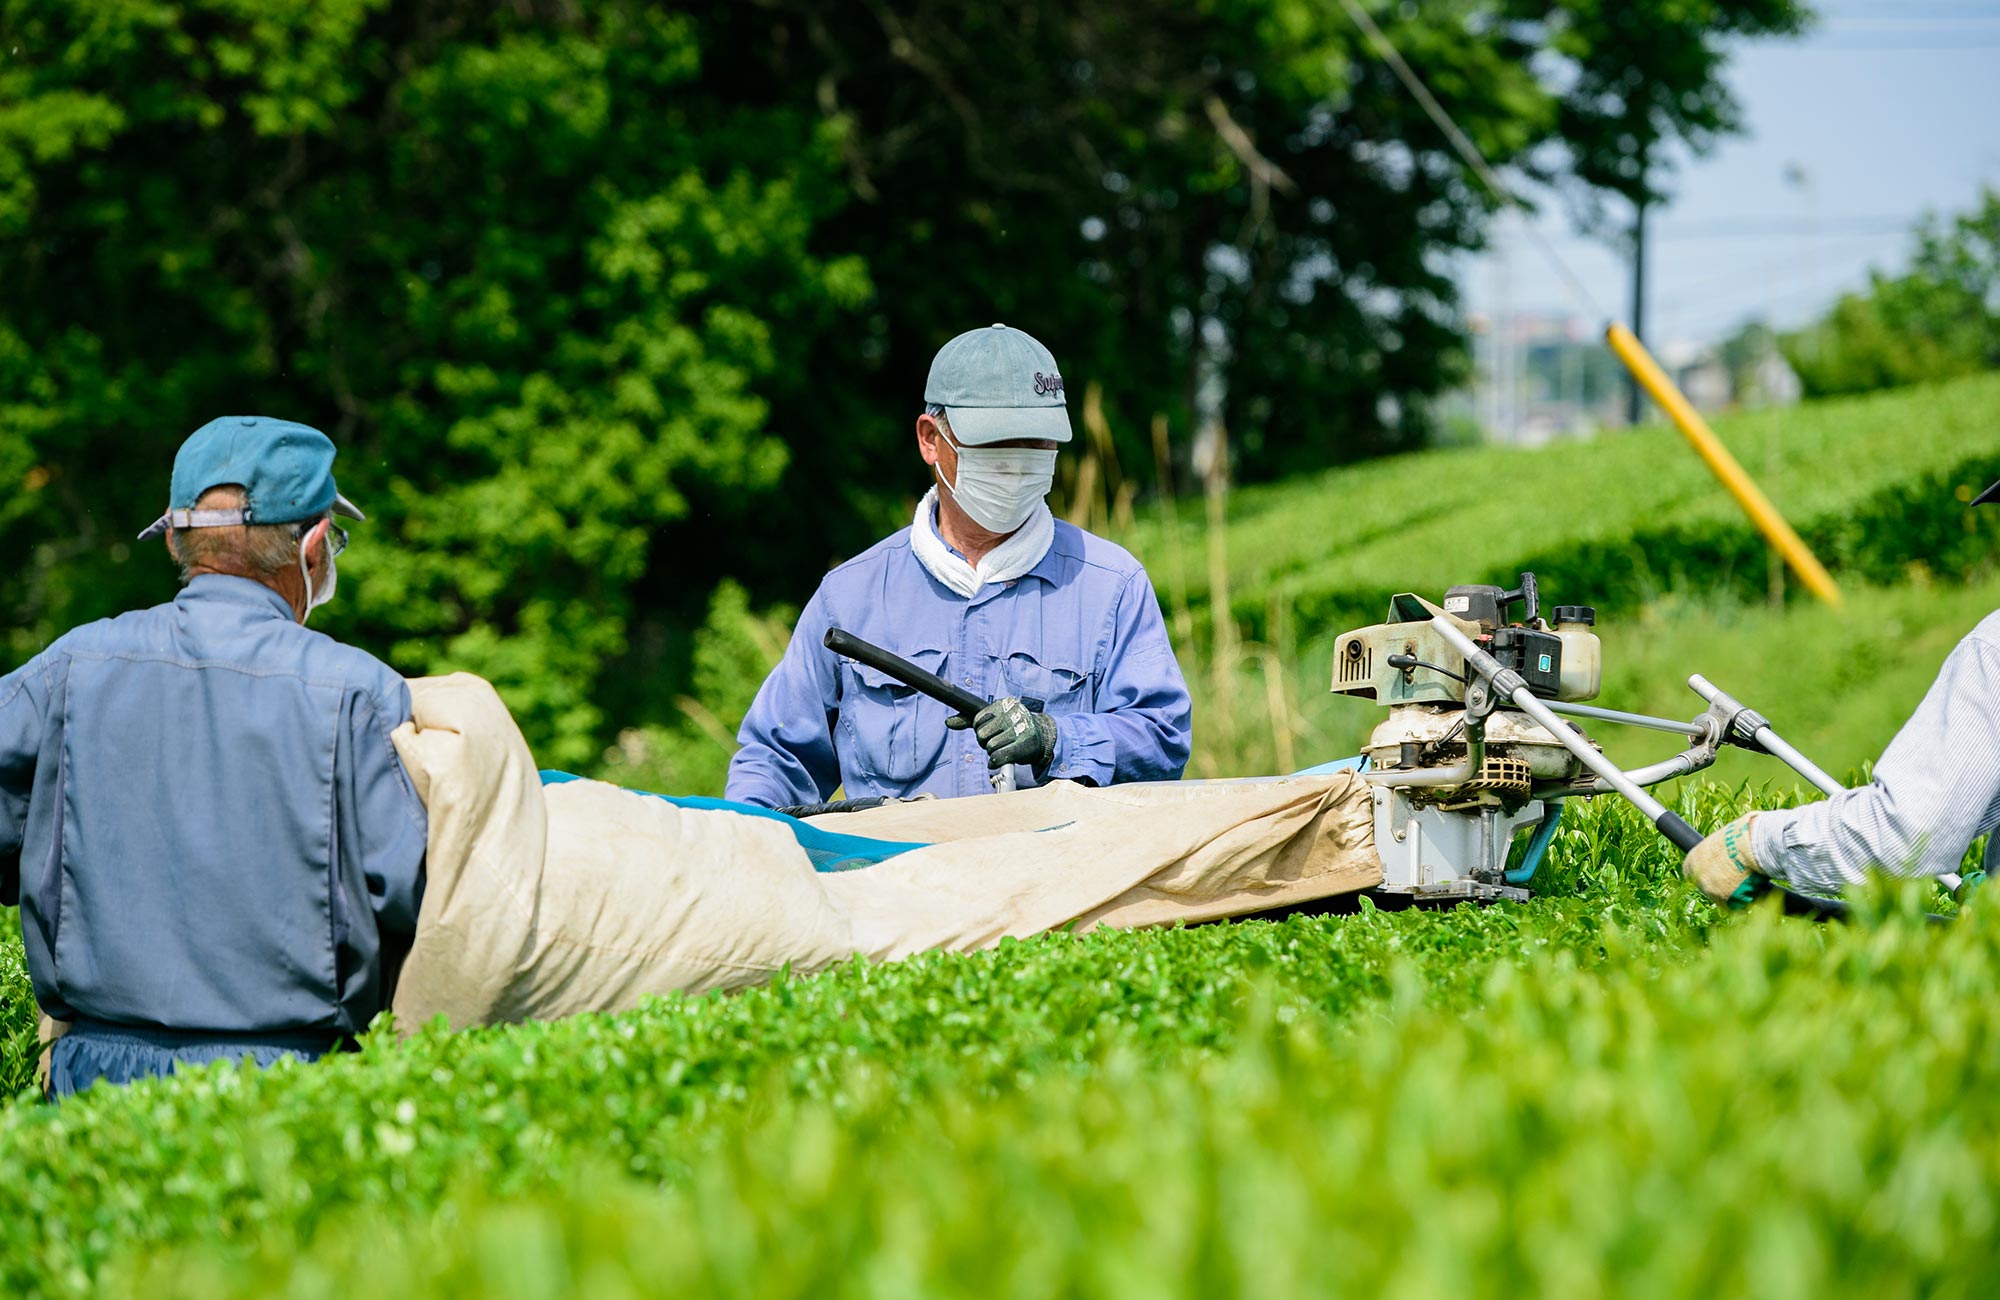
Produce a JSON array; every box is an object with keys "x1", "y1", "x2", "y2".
[{"x1": 296, "y1": 520, "x2": 350, "y2": 558}]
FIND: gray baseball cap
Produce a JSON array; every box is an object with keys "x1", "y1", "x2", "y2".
[{"x1": 924, "y1": 323, "x2": 1072, "y2": 446}]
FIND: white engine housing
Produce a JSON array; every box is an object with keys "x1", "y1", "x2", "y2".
[{"x1": 1370, "y1": 783, "x2": 1547, "y2": 902}]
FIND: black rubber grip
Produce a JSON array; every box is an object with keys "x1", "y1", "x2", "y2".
[
  {"x1": 773, "y1": 796, "x2": 895, "y2": 819},
  {"x1": 1655, "y1": 810, "x2": 1705, "y2": 853},
  {"x1": 824, "y1": 627, "x2": 988, "y2": 718},
  {"x1": 1775, "y1": 889, "x2": 1850, "y2": 922},
  {"x1": 1773, "y1": 889, "x2": 1953, "y2": 926}
]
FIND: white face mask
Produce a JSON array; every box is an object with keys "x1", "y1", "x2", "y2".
[
  {"x1": 939, "y1": 443, "x2": 1058, "y2": 533},
  {"x1": 297, "y1": 535, "x2": 338, "y2": 625}
]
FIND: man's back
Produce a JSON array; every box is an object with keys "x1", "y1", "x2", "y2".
[{"x1": 1, "y1": 574, "x2": 427, "y2": 1037}]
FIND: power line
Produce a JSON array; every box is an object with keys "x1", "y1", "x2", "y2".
[
  {"x1": 1651, "y1": 233, "x2": 1904, "y2": 310},
  {"x1": 1653, "y1": 217, "x2": 1916, "y2": 240},
  {"x1": 1332, "y1": 0, "x2": 1608, "y2": 323},
  {"x1": 1787, "y1": 37, "x2": 2000, "y2": 49}
]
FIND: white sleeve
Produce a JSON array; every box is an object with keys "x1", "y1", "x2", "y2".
[{"x1": 1751, "y1": 619, "x2": 2000, "y2": 893}]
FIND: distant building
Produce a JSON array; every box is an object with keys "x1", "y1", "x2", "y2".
[{"x1": 1467, "y1": 313, "x2": 1801, "y2": 444}]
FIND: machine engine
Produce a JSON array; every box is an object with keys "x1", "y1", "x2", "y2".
[{"x1": 1330, "y1": 573, "x2": 1605, "y2": 902}]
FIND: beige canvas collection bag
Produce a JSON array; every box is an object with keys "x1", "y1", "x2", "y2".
[{"x1": 389, "y1": 674, "x2": 1380, "y2": 1031}]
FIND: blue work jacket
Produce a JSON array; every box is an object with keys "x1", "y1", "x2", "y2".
[
  {"x1": 726, "y1": 518, "x2": 1192, "y2": 806},
  {"x1": 0, "y1": 575, "x2": 427, "y2": 1037}
]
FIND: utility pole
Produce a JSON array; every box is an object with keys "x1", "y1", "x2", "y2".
[{"x1": 1626, "y1": 192, "x2": 1648, "y2": 427}]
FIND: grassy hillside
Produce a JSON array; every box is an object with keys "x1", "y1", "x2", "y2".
[
  {"x1": 1115, "y1": 374, "x2": 2000, "y2": 781},
  {"x1": 1126, "y1": 373, "x2": 2000, "y2": 640}
]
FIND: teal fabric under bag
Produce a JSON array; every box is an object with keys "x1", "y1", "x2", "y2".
[{"x1": 536, "y1": 771, "x2": 927, "y2": 873}]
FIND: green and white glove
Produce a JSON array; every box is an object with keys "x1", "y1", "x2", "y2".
[
  {"x1": 947, "y1": 696, "x2": 1059, "y2": 774},
  {"x1": 1683, "y1": 813, "x2": 1768, "y2": 907}
]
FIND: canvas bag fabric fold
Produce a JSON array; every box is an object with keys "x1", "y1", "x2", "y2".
[{"x1": 389, "y1": 674, "x2": 1381, "y2": 1030}]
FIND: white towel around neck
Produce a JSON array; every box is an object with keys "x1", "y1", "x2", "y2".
[{"x1": 909, "y1": 487, "x2": 1054, "y2": 598}]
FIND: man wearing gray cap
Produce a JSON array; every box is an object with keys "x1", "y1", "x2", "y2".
[
  {"x1": 1683, "y1": 475, "x2": 2000, "y2": 906},
  {"x1": 0, "y1": 416, "x2": 427, "y2": 1095},
  {"x1": 727, "y1": 324, "x2": 1192, "y2": 807}
]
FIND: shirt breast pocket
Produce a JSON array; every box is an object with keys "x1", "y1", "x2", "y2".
[
  {"x1": 1000, "y1": 649, "x2": 1093, "y2": 718},
  {"x1": 839, "y1": 650, "x2": 951, "y2": 786}
]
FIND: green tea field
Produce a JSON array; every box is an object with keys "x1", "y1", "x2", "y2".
[{"x1": 2, "y1": 375, "x2": 1997, "y2": 1297}]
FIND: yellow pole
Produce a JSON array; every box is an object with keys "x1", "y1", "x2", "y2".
[{"x1": 1604, "y1": 323, "x2": 1843, "y2": 608}]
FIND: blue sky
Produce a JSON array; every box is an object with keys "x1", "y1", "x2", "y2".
[{"x1": 1459, "y1": 1, "x2": 2000, "y2": 349}]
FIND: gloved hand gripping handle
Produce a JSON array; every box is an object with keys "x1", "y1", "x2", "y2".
[{"x1": 823, "y1": 627, "x2": 1043, "y2": 794}]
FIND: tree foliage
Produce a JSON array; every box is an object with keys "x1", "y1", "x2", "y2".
[
  {"x1": 1781, "y1": 188, "x2": 2000, "y2": 399},
  {"x1": 0, "y1": 0, "x2": 868, "y2": 762},
  {"x1": 1521, "y1": 0, "x2": 1810, "y2": 222},
  {"x1": 0, "y1": 0, "x2": 1807, "y2": 766}
]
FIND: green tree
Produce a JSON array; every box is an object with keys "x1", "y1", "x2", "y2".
[
  {"x1": 0, "y1": 0, "x2": 867, "y2": 764},
  {"x1": 0, "y1": 0, "x2": 1814, "y2": 776},
  {"x1": 1781, "y1": 188, "x2": 2000, "y2": 398},
  {"x1": 1516, "y1": 0, "x2": 1810, "y2": 421},
  {"x1": 699, "y1": 0, "x2": 1811, "y2": 500}
]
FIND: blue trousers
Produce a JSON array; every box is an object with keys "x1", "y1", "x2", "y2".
[{"x1": 47, "y1": 1020, "x2": 342, "y2": 1099}]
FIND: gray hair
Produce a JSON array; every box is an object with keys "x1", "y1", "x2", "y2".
[
  {"x1": 165, "y1": 484, "x2": 313, "y2": 583},
  {"x1": 924, "y1": 403, "x2": 952, "y2": 436}
]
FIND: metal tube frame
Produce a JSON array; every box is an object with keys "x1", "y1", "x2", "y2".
[
  {"x1": 1687, "y1": 673, "x2": 1961, "y2": 895},
  {"x1": 1362, "y1": 721, "x2": 1485, "y2": 789},
  {"x1": 1541, "y1": 698, "x2": 1706, "y2": 738},
  {"x1": 1429, "y1": 616, "x2": 1873, "y2": 921}
]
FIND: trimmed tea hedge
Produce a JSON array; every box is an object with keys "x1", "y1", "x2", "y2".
[{"x1": 0, "y1": 789, "x2": 1986, "y2": 1298}]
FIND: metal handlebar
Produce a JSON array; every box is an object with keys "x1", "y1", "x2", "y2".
[
  {"x1": 1687, "y1": 673, "x2": 1843, "y2": 795},
  {"x1": 1429, "y1": 616, "x2": 1865, "y2": 923}
]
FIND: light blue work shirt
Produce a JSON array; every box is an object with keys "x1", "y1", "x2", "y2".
[
  {"x1": 726, "y1": 517, "x2": 1192, "y2": 806},
  {"x1": 0, "y1": 575, "x2": 427, "y2": 1038}
]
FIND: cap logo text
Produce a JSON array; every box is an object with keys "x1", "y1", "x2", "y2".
[{"x1": 1034, "y1": 371, "x2": 1064, "y2": 398}]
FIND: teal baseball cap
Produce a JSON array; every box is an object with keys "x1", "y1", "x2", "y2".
[
  {"x1": 923, "y1": 323, "x2": 1072, "y2": 446},
  {"x1": 137, "y1": 416, "x2": 364, "y2": 540}
]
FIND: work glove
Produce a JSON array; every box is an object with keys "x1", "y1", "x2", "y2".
[
  {"x1": 1683, "y1": 813, "x2": 1768, "y2": 907},
  {"x1": 947, "y1": 696, "x2": 1059, "y2": 774}
]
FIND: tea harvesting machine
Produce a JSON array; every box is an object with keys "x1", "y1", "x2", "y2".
[{"x1": 1327, "y1": 572, "x2": 1904, "y2": 918}]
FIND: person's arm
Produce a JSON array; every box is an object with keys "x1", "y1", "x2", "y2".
[
  {"x1": 725, "y1": 589, "x2": 844, "y2": 807},
  {"x1": 348, "y1": 684, "x2": 429, "y2": 963},
  {"x1": 1751, "y1": 625, "x2": 2000, "y2": 894},
  {"x1": 0, "y1": 655, "x2": 50, "y2": 908},
  {"x1": 1042, "y1": 568, "x2": 1193, "y2": 786}
]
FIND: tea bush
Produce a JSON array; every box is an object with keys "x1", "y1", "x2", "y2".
[
  {"x1": 2, "y1": 378, "x2": 1995, "y2": 1292},
  {"x1": 0, "y1": 787, "x2": 1983, "y2": 1298},
  {"x1": 0, "y1": 911, "x2": 32, "y2": 1098},
  {"x1": 105, "y1": 898, "x2": 2000, "y2": 1300}
]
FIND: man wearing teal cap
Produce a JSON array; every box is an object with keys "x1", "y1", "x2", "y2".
[
  {"x1": 0, "y1": 416, "x2": 427, "y2": 1096},
  {"x1": 728, "y1": 324, "x2": 1192, "y2": 807}
]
